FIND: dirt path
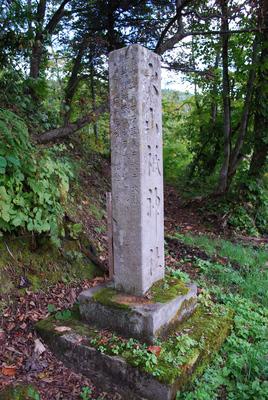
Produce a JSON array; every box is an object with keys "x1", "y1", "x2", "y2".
[{"x1": 164, "y1": 185, "x2": 226, "y2": 236}]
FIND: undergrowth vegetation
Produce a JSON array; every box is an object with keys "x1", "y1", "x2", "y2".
[
  {"x1": 173, "y1": 234, "x2": 268, "y2": 400},
  {"x1": 39, "y1": 297, "x2": 231, "y2": 387},
  {"x1": 0, "y1": 109, "x2": 73, "y2": 244},
  {"x1": 1, "y1": 1, "x2": 267, "y2": 399}
]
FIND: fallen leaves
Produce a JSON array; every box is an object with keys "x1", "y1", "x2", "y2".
[
  {"x1": 0, "y1": 279, "x2": 102, "y2": 398},
  {"x1": 6, "y1": 322, "x2": 16, "y2": 332},
  {"x1": 1, "y1": 365, "x2": 17, "y2": 377},
  {"x1": 20, "y1": 322, "x2": 27, "y2": 330}
]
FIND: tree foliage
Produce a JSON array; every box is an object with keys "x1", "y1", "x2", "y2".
[{"x1": 0, "y1": 0, "x2": 267, "y2": 235}]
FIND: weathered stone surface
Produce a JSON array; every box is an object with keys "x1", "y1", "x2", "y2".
[
  {"x1": 36, "y1": 305, "x2": 233, "y2": 400},
  {"x1": 78, "y1": 282, "x2": 197, "y2": 343},
  {"x1": 109, "y1": 44, "x2": 164, "y2": 296},
  {"x1": 39, "y1": 331, "x2": 173, "y2": 400}
]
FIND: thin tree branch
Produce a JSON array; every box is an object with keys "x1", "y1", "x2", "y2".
[
  {"x1": 155, "y1": 0, "x2": 193, "y2": 53},
  {"x1": 156, "y1": 27, "x2": 268, "y2": 55},
  {"x1": 189, "y1": 28, "x2": 268, "y2": 35},
  {"x1": 162, "y1": 64, "x2": 214, "y2": 76}
]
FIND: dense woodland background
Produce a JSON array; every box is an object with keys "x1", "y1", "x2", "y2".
[
  {"x1": 0, "y1": 0, "x2": 267, "y2": 239},
  {"x1": 0, "y1": 1, "x2": 268, "y2": 400}
]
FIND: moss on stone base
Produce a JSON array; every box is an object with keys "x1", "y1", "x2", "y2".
[
  {"x1": 91, "y1": 275, "x2": 190, "y2": 310},
  {"x1": 36, "y1": 302, "x2": 233, "y2": 389},
  {"x1": 150, "y1": 275, "x2": 189, "y2": 303},
  {"x1": 93, "y1": 288, "x2": 130, "y2": 309}
]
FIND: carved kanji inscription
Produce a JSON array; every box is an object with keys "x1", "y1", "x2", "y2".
[{"x1": 109, "y1": 44, "x2": 164, "y2": 296}]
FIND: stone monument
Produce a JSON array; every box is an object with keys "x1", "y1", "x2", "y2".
[
  {"x1": 109, "y1": 44, "x2": 164, "y2": 296},
  {"x1": 36, "y1": 44, "x2": 232, "y2": 400},
  {"x1": 78, "y1": 44, "x2": 197, "y2": 342}
]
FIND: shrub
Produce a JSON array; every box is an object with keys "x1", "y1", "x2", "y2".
[{"x1": 0, "y1": 109, "x2": 73, "y2": 244}]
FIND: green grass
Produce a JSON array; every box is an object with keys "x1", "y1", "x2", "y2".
[
  {"x1": 168, "y1": 233, "x2": 268, "y2": 400},
  {"x1": 176, "y1": 295, "x2": 268, "y2": 400},
  {"x1": 174, "y1": 233, "x2": 268, "y2": 268},
  {"x1": 174, "y1": 233, "x2": 268, "y2": 306}
]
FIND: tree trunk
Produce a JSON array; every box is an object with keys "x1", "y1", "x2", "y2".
[
  {"x1": 210, "y1": 51, "x2": 220, "y2": 127},
  {"x1": 228, "y1": 35, "x2": 259, "y2": 180},
  {"x1": 249, "y1": 1, "x2": 268, "y2": 179},
  {"x1": 203, "y1": 51, "x2": 220, "y2": 176},
  {"x1": 29, "y1": 0, "x2": 46, "y2": 79},
  {"x1": 107, "y1": 2, "x2": 117, "y2": 51},
  {"x1": 37, "y1": 103, "x2": 108, "y2": 144},
  {"x1": 216, "y1": 0, "x2": 231, "y2": 194},
  {"x1": 90, "y1": 65, "x2": 98, "y2": 141},
  {"x1": 63, "y1": 37, "x2": 88, "y2": 124},
  {"x1": 29, "y1": 0, "x2": 70, "y2": 80},
  {"x1": 188, "y1": 46, "x2": 220, "y2": 180}
]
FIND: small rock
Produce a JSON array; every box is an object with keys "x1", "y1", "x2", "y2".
[{"x1": 34, "y1": 338, "x2": 46, "y2": 356}]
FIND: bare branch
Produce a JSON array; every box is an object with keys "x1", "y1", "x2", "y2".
[
  {"x1": 162, "y1": 64, "x2": 214, "y2": 77},
  {"x1": 157, "y1": 27, "x2": 268, "y2": 55},
  {"x1": 155, "y1": 0, "x2": 193, "y2": 54},
  {"x1": 182, "y1": 9, "x2": 221, "y2": 20},
  {"x1": 189, "y1": 28, "x2": 268, "y2": 35}
]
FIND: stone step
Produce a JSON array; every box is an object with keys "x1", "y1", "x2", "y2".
[
  {"x1": 36, "y1": 304, "x2": 233, "y2": 400},
  {"x1": 78, "y1": 277, "x2": 197, "y2": 343}
]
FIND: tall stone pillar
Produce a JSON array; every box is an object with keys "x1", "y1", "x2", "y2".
[{"x1": 109, "y1": 44, "x2": 164, "y2": 295}]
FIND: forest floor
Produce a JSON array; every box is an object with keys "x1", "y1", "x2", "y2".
[{"x1": 0, "y1": 153, "x2": 267, "y2": 400}]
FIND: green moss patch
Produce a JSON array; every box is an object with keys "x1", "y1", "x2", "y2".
[
  {"x1": 36, "y1": 303, "x2": 233, "y2": 388},
  {"x1": 91, "y1": 275, "x2": 189, "y2": 310},
  {"x1": 150, "y1": 275, "x2": 189, "y2": 303},
  {"x1": 36, "y1": 308, "x2": 98, "y2": 341},
  {"x1": 0, "y1": 235, "x2": 102, "y2": 297},
  {"x1": 93, "y1": 288, "x2": 130, "y2": 309}
]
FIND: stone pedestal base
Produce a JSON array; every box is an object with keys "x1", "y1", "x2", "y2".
[
  {"x1": 78, "y1": 280, "x2": 197, "y2": 343},
  {"x1": 36, "y1": 305, "x2": 232, "y2": 400}
]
